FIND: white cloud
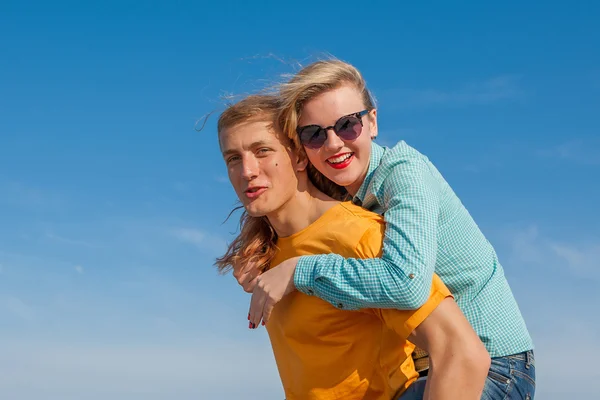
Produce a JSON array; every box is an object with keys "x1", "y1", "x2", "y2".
[
  {"x1": 0, "y1": 338, "x2": 282, "y2": 400},
  {"x1": 508, "y1": 225, "x2": 600, "y2": 281},
  {"x1": 500, "y1": 225, "x2": 600, "y2": 397},
  {"x1": 550, "y1": 242, "x2": 600, "y2": 278},
  {"x1": 509, "y1": 225, "x2": 546, "y2": 265},
  {"x1": 214, "y1": 175, "x2": 229, "y2": 184},
  {"x1": 390, "y1": 75, "x2": 524, "y2": 109},
  {"x1": 3, "y1": 296, "x2": 35, "y2": 322},
  {"x1": 173, "y1": 181, "x2": 192, "y2": 192},
  {"x1": 537, "y1": 139, "x2": 600, "y2": 166},
  {"x1": 170, "y1": 228, "x2": 206, "y2": 247},
  {"x1": 45, "y1": 232, "x2": 100, "y2": 248},
  {"x1": 0, "y1": 180, "x2": 65, "y2": 210},
  {"x1": 533, "y1": 318, "x2": 600, "y2": 399},
  {"x1": 170, "y1": 227, "x2": 227, "y2": 254}
]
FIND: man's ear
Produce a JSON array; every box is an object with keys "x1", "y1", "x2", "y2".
[
  {"x1": 295, "y1": 149, "x2": 309, "y2": 172},
  {"x1": 369, "y1": 109, "x2": 378, "y2": 140}
]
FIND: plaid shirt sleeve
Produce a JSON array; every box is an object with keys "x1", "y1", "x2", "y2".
[{"x1": 294, "y1": 157, "x2": 442, "y2": 311}]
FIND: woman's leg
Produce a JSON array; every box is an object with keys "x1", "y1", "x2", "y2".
[
  {"x1": 402, "y1": 351, "x2": 535, "y2": 400},
  {"x1": 482, "y1": 351, "x2": 536, "y2": 400}
]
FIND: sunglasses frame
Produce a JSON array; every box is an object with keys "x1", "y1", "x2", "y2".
[{"x1": 296, "y1": 109, "x2": 370, "y2": 149}]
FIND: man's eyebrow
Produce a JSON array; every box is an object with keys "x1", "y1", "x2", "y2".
[
  {"x1": 221, "y1": 148, "x2": 237, "y2": 157},
  {"x1": 221, "y1": 140, "x2": 273, "y2": 157}
]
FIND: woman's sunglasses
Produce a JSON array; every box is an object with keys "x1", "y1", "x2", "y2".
[{"x1": 296, "y1": 109, "x2": 370, "y2": 149}]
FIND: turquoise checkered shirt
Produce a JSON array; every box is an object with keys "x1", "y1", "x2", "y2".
[{"x1": 294, "y1": 141, "x2": 533, "y2": 358}]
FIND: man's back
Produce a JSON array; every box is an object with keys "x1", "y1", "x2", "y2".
[{"x1": 265, "y1": 202, "x2": 450, "y2": 400}]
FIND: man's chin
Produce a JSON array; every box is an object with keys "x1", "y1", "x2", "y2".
[{"x1": 244, "y1": 204, "x2": 268, "y2": 218}]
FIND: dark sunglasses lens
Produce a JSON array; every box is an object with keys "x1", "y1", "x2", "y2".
[
  {"x1": 299, "y1": 126, "x2": 326, "y2": 149},
  {"x1": 334, "y1": 116, "x2": 362, "y2": 140}
]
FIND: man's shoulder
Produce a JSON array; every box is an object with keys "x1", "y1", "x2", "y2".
[
  {"x1": 296, "y1": 202, "x2": 384, "y2": 258},
  {"x1": 335, "y1": 202, "x2": 385, "y2": 248},
  {"x1": 334, "y1": 203, "x2": 385, "y2": 259},
  {"x1": 337, "y1": 202, "x2": 383, "y2": 224}
]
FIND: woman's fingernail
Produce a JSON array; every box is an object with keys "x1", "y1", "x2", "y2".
[
  {"x1": 247, "y1": 313, "x2": 250, "y2": 320},
  {"x1": 248, "y1": 322, "x2": 252, "y2": 329},
  {"x1": 251, "y1": 323, "x2": 256, "y2": 329},
  {"x1": 261, "y1": 321, "x2": 265, "y2": 326}
]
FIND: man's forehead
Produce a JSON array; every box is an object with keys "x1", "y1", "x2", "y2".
[{"x1": 220, "y1": 120, "x2": 285, "y2": 150}]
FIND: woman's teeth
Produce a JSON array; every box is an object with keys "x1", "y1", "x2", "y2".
[{"x1": 328, "y1": 153, "x2": 353, "y2": 164}]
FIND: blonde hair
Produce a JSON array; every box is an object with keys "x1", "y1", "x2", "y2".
[
  {"x1": 278, "y1": 59, "x2": 376, "y2": 148},
  {"x1": 214, "y1": 94, "x2": 347, "y2": 275}
]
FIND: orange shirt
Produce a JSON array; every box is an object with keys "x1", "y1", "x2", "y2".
[{"x1": 266, "y1": 202, "x2": 452, "y2": 400}]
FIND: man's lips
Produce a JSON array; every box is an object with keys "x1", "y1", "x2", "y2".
[
  {"x1": 326, "y1": 152, "x2": 354, "y2": 170},
  {"x1": 245, "y1": 187, "x2": 267, "y2": 199}
]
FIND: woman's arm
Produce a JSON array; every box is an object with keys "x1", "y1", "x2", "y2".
[
  {"x1": 408, "y1": 298, "x2": 490, "y2": 400},
  {"x1": 293, "y1": 158, "x2": 442, "y2": 310},
  {"x1": 247, "y1": 170, "x2": 441, "y2": 327}
]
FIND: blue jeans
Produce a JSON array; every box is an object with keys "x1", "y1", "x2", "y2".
[
  {"x1": 399, "y1": 351, "x2": 536, "y2": 400},
  {"x1": 483, "y1": 351, "x2": 535, "y2": 399}
]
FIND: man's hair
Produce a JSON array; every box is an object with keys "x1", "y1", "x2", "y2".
[{"x1": 217, "y1": 95, "x2": 280, "y2": 138}]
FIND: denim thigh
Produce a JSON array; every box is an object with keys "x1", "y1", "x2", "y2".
[
  {"x1": 483, "y1": 350, "x2": 536, "y2": 400},
  {"x1": 398, "y1": 350, "x2": 535, "y2": 400}
]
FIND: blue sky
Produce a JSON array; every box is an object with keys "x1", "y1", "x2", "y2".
[{"x1": 0, "y1": 1, "x2": 598, "y2": 398}]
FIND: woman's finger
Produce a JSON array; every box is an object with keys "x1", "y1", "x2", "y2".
[
  {"x1": 262, "y1": 297, "x2": 276, "y2": 325},
  {"x1": 248, "y1": 282, "x2": 266, "y2": 329}
]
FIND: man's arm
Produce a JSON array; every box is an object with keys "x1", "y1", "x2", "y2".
[
  {"x1": 294, "y1": 158, "x2": 441, "y2": 310},
  {"x1": 376, "y1": 276, "x2": 490, "y2": 400},
  {"x1": 407, "y1": 297, "x2": 490, "y2": 400}
]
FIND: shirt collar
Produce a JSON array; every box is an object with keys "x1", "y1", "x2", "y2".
[{"x1": 354, "y1": 141, "x2": 385, "y2": 204}]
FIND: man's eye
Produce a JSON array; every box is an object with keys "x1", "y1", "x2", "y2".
[{"x1": 227, "y1": 156, "x2": 241, "y2": 163}]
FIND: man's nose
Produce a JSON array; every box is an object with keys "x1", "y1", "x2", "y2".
[{"x1": 241, "y1": 156, "x2": 259, "y2": 181}]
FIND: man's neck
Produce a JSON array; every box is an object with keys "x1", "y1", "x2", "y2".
[{"x1": 267, "y1": 186, "x2": 339, "y2": 238}]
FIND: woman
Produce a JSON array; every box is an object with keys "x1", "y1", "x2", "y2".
[
  {"x1": 215, "y1": 94, "x2": 490, "y2": 399},
  {"x1": 240, "y1": 60, "x2": 535, "y2": 400}
]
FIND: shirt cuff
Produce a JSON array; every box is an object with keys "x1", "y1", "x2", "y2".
[{"x1": 293, "y1": 255, "x2": 320, "y2": 296}]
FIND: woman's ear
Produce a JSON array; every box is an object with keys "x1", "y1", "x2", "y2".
[{"x1": 369, "y1": 109, "x2": 378, "y2": 140}]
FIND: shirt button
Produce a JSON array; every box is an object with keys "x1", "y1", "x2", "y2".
[
  {"x1": 337, "y1": 303, "x2": 344, "y2": 309},
  {"x1": 408, "y1": 273, "x2": 415, "y2": 279}
]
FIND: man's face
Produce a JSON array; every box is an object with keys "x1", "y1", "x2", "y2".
[{"x1": 219, "y1": 119, "x2": 303, "y2": 217}]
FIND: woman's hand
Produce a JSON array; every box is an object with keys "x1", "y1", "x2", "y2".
[
  {"x1": 232, "y1": 260, "x2": 261, "y2": 293},
  {"x1": 247, "y1": 257, "x2": 300, "y2": 329}
]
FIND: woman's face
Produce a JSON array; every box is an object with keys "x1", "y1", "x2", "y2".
[{"x1": 297, "y1": 84, "x2": 377, "y2": 196}]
